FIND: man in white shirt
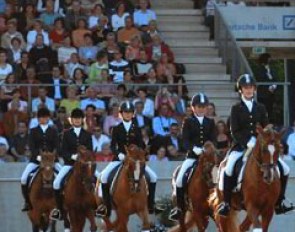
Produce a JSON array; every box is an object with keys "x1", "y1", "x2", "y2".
[
  {"x1": 80, "y1": 87, "x2": 106, "y2": 114},
  {"x1": 133, "y1": 87, "x2": 155, "y2": 118},
  {"x1": 134, "y1": 0, "x2": 156, "y2": 27},
  {"x1": 31, "y1": 87, "x2": 55, "y2": 114},
  {"x1": 92, "y1": 125, "x2": 111, "y2": 152},
  {"x1": 57, "y1": 35, "x2": 77, "y2": 64}
]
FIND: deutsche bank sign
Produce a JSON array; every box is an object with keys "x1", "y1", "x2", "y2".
[{"x1": 218, "y1": 7, "x2": 295, "y2": 39}]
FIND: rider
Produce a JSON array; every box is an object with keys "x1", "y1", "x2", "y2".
[
  {"x1": 20, "y1": 107, "x2": 60, "y2": 211},
  {"x1": 50, "y1": 108, "x2": 93, "y2": 220},
  {"x1": 169, "y1": 93, "x2": 216, "y2": 221},
  {"x1": 217, "y1": 73, "x2": 294, "y2": 217},
  {"x1": 96, "y1": 101, "x2": 163, "y2": 217}
]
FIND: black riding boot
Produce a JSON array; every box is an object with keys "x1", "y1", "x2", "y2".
[
  {"x1": 169, "y1": 187, "x2": 185, "y2": 221},
  {"x1": 148, "y1": 183, "x2": 164, "y2": 214},
  {"x1": 275, "y1": 175, "x2": 294, "y2": 214},
  {"x1": 50, "y1": 190, "x2": 64, "y2": 220},
  {"x1": 218, "y1": 173, "x2": 234, "y2": 217},
  {"x1": 96, "y1": 183, "x2": 111, "y2": 217},
  {"x1": 21, "y1": 185, "x2": 32, "y2": 211}
]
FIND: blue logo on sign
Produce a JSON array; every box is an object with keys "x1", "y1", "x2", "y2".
[{"x1": 283, "y1": 15, "x2": 295, "y2": 30}]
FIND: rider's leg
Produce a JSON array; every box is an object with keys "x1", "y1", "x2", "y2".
[
  {"x1": 20, "y1": 162, "x2": 39, "y2": 211},
  {"x1": 276, "y1": 158, "x2": 294, "y2": 214},
  {"x1": 218, "y1": 151, "x2": 243, "y2": 217},
  {"x1": 96, "y1": 161, "x2": 121, "y2": 217},
  {"x1": 51, "y1": 165, "x2": 73, "y2": 220}
]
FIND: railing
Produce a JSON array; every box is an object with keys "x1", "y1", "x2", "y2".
[{"x1": 214, "y1": 4, "x2": 254, "y2": 81}]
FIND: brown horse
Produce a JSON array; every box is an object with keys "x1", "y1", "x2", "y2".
[
  {"x1": 63, "y1": 145, "x2": 98, "y2": 232},
  {"x1": 168, "y1": 141, "x2": 217, "y2": 232},
  {"x1": 102, "y1": 144, "x2": 149, "y2": 232},
  {"x1": 28, "y1": 151, "x2": 56, "y2": 232},
  {"x1": 212, "y1": 126, "x2": 282, "y2": 232}
]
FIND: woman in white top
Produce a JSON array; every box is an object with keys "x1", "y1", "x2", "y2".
[
  {"x1": 111, "y1": 2, "x2": 130, "y2": 31},
  {"x1": 26, "y1": 19, "x2": 50, "y2": 51},
  {"x1": 0, "y1": 50, "x2": 13, "y2": 84},
  {"x1": 88, "y1": 4, "x2": 104, "y2": 30}
]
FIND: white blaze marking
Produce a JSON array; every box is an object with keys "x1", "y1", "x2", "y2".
[
  {"x1": 134, "y1": 161, "x2": 140, "y2": 181},
  {"x1": 268, "y1": 145, "x2": 275, "y2": 164}
]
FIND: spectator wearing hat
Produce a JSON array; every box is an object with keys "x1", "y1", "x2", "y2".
[
  {"x1": 133, "y1": 87, "x2": 155, "y2": 118},
  {"x1": 133, "y1": 0, "x2": 156, "y2": 27}
]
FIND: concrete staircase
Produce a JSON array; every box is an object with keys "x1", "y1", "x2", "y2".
[{"x1": 152, "y1": 0, "x2": 238, "y2": 119}]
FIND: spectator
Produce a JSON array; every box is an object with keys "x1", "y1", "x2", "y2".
[
  {"x1": 125, "y1": 35, "x2": 142, "y2": 61},
  {"x1": 72, "y1": 18, "x2": 92, "y2": 48},
  {"x1": 206, "y1": 102, "x2": 220, "y2": 123},
  {"x1": 80, "y1": 87, "x2": 106, "y2": 114},
  {"x1": 204, "y1": 0, "x2": 216, "y2": 40},
  {"x1": 0, "y1": 49, "x2": 13, "y2": 84},
  {"x1": 123, "y1": 69, "x2": 137, "y2": 98},
  {"x1": 39, "y1": 1, "x2": 61, "y2": 30},
  {"x1": 53, "y1": 106, "x2": 71, "y2": 136},
  {"x1": 141, "y1": 19, "x2": 161, "y2": 45},
  {"x1": 108, "y1": 84, "x2": 128, "y2": 107},
  {"x1": 133, "y1": 0, "x2": 156, "y2": 27},
  {"x1": 87, "y1": 50, "x2": 109, "y2": 84},
  {"x1": 111, "y1": 2, "x2": 130, "y2": 31},
  {"x1": 91, "y1": 24, "x2": 106, "y2": 45},
  {"x1": 7, "y1": 37, "x2": 25, "y2": 65},
  {"x1": 146, "y1": 34, "x2": 174, "y2": 62},
  {"x1": 149, "y1": 145, "x2": 168, "y2": 162},
  {"x1": 134, "y1": 100, "x2": 152, "y2": 129},
  {"x1": 95, "y1": 142, "x2": 114, "y2": 162},
  {"x1": 88, "y1": 3, "x2": 104, "y2": 30},
  {"x1": 72, "y1": 67, "x2": 87, "y2": 97},
  {"x1": 3, "y1": 100, "x2": 28, "y2": 138},
  {"x1": 109, "y1": 49, "x2": 130, "y2": 83},
  {"x1": 0, "y1": 142, "x2": 14, "y2": 162},
  {"x1": 7, "y1": 88, "x2": 28, "y2": 113},
  {"x1": 46, "y1": 65, "x2": 67, "y2": 103},
  {"x1": 103, "y1": 104, "x2": 122, "y2": 136},
  {"x1": 155, "y1": 87, "x2": 176, "y2": 114},
  {"x1": 133, "y1": 87, "x2": 155, "y2": 118},
  {"x1": 98, "y1": 15, "x2": 112, "y2": 38},
  {"x1": 50, "y1": 18, "x2": 68, "y2": 50},
  {"x1": 165, "y1": 123, "x2": 185, "y2": 154},
  {"x1": 82, "y1": 0, "x2": 104, "y2": 16},
  {"x1": 95, "y1": 69, "x2": 116, "y2": 100},
  {"x1": 57, "y1": 35, "x2": 78, "y2": 64},
  {"x1": 14, "y1": 51, "x2": 31, "y2": 82},
  {"x1": 10, "y1": 121, "x2": 30, "y2": 162},
  {"x1": 256, "y1": 53, "x2": 277, "y2": 123},
  {"x1": 0, "y1": 73, "x2": 17, "y2": 113},
  {"x1": 26, "y1": 19, "x2": 50, "y2": 51},
  {"x1": 117, "y1": 16, "x2": 140, "y2": 44},
  {"x1": 20, "y1": 66, "x2": 40, "y2": 101},
  {"x1": 167, "y1": 144, "x2": 185, "y2": 161},
  {"x1": 102, "y1": 32, "x2": 119, "y2": 60},
  {"x1": 284, "y1": 120, "x2": 295, "y2": 160},
  {"x1": 92, "y1": 125, "x2": 111, "y2": 153},
  {"x1": 216, "y1": 120, "x2": 230, "y2": 159},
  {"x1": 16, "y1": 3, "x2": 37, "y2": 35},
  {"x1": 84, "y1": 104, "x2": 101, "y2": 132},
  {"x1": 65, "y1": 0, "x2": 87, "y2": 31},
  {"x1": 152, "y1": 103, "x2": 177, "y2": 136},
  {"x1": 1, "y1": 19, "x2": 26, "y2": 50},
  {"x1": 31, "y1": 87, "x2": 55, "y2": 114},
  {"x1": 144, "y1": 67, "x2": 161, "y2": 97},
  {"x1": 37, "y1": 0, "x2": 60, "y2": 14},
  {"x1": 79, "y1": 33, "x2": 101, "y2": 65},
  {"x1": 59, "y1": 86, "x2": 80, "y2": 115},
  {"x1": 64, "y1": 53, "x2": 85, "y2": 80},
  {"x1": 133, "y1": 49, "x2": 153, "y2": 81},
  {"x1": 156, "y1": 53, "x2": 176, "y2": 78}
]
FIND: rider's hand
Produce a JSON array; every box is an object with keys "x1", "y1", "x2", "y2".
[
  {"x1": 118, "y1": 153, "x2": 125, "y2": 161},
  {"x1": 71, "y1": 154, "x2": 78, "y2": 161},
  {"x1": 247, "y1": 136, "x2": 256, "y2": 149},
  {"x1": 193, "y1": 146, "x2": 203, "y2": 156},
  {"x1": 36, "y1": 155, "x2": 42, "y2": 162}
]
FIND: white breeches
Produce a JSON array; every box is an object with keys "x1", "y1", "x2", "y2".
[
  {"x1": 278, "y1": 157, "x2": 290, "y2": 176},
  {"x1": 145, "y1": 165, "x2": 157, "y2": 183},
  {"x1": 54, "y1": 163, "x2": 62, "y2": 172},
  {"x1": 53, "y1": 165, "x2": 73, "y2": 190},
  {"x1": 176, "y1": 158, "x2": 196, "y2": 187},
  {"x1": 21, "y1": 162, "x2": 39, "y2": 185},
  {"x1": 100, "y1": 161, "x2": 121, "y2": 184},
  {"x1": 225, "y1": 151, "x2": 243, "y2": 176}
]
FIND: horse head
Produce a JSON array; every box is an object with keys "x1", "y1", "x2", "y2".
[
  {"x1": 124, "y1": 144, "x2": 146, "y2": 192},
  {"x1": 254, "y1": 125, "x2": 283, "y2": 184},
  {"x1": 198, "y1": 141, "x2": 217, "y2": 188},
  {"x1": 39, "y1": 150, "x2": 55, "y2": 187},
  {"x1": 75, "y1": 145, "x2": 97, "y2": 192}
]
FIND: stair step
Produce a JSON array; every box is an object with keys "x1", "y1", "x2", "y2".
[
  {"x1": 167, "y1": 39, "x2": 214, "y2": 47},
  {"x1": 157, "y1": 15, "x2": 204, "y2": 23},
  {"x1": 159, "y1": 24, "x2": 208, "y2": 32},
  {"x1": 172, "y1": 47, "x2": 219, "y2": 56},
  {"x1": 185, "y1": 64, "x2": 226, "y2": 73},
  {"x1": 164, "y1": 31, "x2": 209, "y2": 39},
  {"x1": 155, "y1": 9, "x2": 203, "y2": 15},
  {"x1": 153, "y1": 2, "x2": 194, "y2": 9},
  {"x1": 187, "y1": 85, "x2": 234, "y2": 92},
  {"x1": 184, "y1": 74, "x2": 231, "y2": 81},
  {"x1": 176, "y1": 57, "x2": 222, "y2": 64}
]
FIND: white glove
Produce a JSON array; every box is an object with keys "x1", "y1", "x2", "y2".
[
  {"x1": 118, "y1": 153, "x2": 125, "y2": 161},
  {"x1": 36, "y1": 155, "x2": 42, "y2": 162},
  {"x1": 247, "y1": 136, "x2": 257, "y2": 149},
  {"x1": 71, "y1": 154, "x2": 78, "y2": 161},
  {"x1": 268, "y1": 84, "x2": 277, "y2": 92},
  {"x1": 193, "y1": 146, "x2": 203, "y2": 156}
]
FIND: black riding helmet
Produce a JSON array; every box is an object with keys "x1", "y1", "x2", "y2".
[
  {"x1": 119, "y1": 101, "x2": 135, "y2": 113},
  {"x1": 236, "y1": 74, "x2": 256, "y2": 90},
  {"x1": 37, "y1": 107, "x2": 50, "y2": 118},
  {"x1": 191, "y1": 93, "x2": 209, "y2": 107},
  {"x1": 71, "y1": 108, "x2": 84, "y2": 118}
]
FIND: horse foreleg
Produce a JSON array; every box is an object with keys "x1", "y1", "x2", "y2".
[
  {"x1": 86, "y1": 210, "x2": 98, "y2": 232},
  {"x1": 245, "y1": 205, "x2": 261, "y2": 230},
  {"x1": 193, "y1": 210, "x2": 208, "y2": 232},
  {"x1": 239, "y1": 215, "x2": 251, "y2": 232},
  {"x1": 261, "y1": 208, "x2": 274, "y2": 232},
  {"x1": 69, "y1": 209, "x2": 86, "y2": 232},
  {"x1": 137, "y1": 207, "x2": 150, "y2": 230},
  {"x1": 116, "y1": 209, "x2": 129, "y2": 232}
]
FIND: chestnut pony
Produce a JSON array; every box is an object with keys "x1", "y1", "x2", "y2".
[
  {"x1": 102, "y1": 144, "x2": 149, "y2": 232},
  {"x1": 211, "y1": 126, "x2": 282, "y2": 232},
  {"x1": 63, "y1": 145, "x2": 97, "y2": 232},
  {"x1": 168, "y1": 141, "x2": 217, "y2": 232},
  {"x1": 28, "y1": 151, "x2": 57, "y2": 232}
]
